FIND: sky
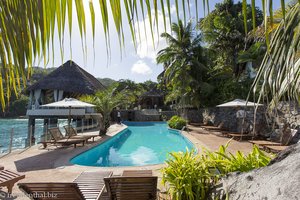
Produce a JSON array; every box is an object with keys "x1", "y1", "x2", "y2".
[{"x1": 39, "y1": 0, "x2": 283, "y2": 83}]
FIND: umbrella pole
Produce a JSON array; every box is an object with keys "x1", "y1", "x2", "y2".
[{"x1": 68, "y1": 106, "x2": 71, "y2": 134}]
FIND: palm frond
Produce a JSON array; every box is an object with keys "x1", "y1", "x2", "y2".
[
  {"x1": 252, "y1": 3, "x2": 300, "y2": 107},
  {"x1": 0, "y1": 0, "x2": 296, "y2": 110}
]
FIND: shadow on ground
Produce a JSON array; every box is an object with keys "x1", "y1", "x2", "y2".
[{"x1": 14, "y1": 146, "x2": 76, "y2": 172}]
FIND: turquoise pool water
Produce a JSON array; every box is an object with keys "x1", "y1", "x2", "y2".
[{"x1": 70, "y1": 121, "x2": 194, "y2": 167}]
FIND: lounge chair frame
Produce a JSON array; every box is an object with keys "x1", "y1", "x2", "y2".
[
  {"x1": 63, "y1": 125, "x2": 98, "y2": 142},
  {"x1": 0, "y1": 169, "x2": 25, "y2": 194},
  {"x1": 19, "y1": 171, "x2": 112, "y2": 200},
  {"x1": 263, "y1": 145, "x2": 289, "y2": 153},
  {"x1": 104, "y1": 176, "x2": 158, "y2": 200},
  {"x1": 39, "y1": 127, "x2": 85, "y2": 148}
]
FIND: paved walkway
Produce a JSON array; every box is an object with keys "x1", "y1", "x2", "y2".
[
  {"x1": 187, "y1": 125, "x2": 254, "y2": 154},
  {"x1": 0, "y1": 123, "x2": 254, "y2": 199}
]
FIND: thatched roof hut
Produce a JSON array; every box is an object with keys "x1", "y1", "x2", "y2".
[
  {"x1": 139, "y1": 88, "x2": 164, "y2": 109},
  {"x1": 27, "y1": 60, "x2": 105, "y2": 94},
  {"x1": 27, "y1": 60, "x2": 105, "y2": 107}
]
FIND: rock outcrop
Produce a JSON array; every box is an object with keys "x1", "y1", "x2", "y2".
[{"x1": 220, "y1": 143, "x2": 300, "y2": 200}]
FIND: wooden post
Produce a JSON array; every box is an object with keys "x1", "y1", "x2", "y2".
[
  {"x1": 29, "y1": 126, "x2": 32, "y2": 147},
  {"x1": 44, "y1": 123, "x2": 48, "y2": 141},
  {"x1": 27, "y1": 117, "x2": 35, "y2": 147},
  {"x1": 43, "y1": 119, "x2": 49, "y2": 133},
  {"x1": 9, "y1": 128, "x2": 14, "y2": 153}
]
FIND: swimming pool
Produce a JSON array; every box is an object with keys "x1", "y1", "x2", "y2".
[{"x1": 70, "y1": 121, "x2": 194, "y2": 167}]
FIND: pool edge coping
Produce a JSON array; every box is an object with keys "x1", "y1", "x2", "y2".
[{"x1": 66, "y1": 122, "x2": 201, "y2": 169}]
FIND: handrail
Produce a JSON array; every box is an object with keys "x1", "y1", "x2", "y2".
[
  {"x1": 0, "y1": 119, "x2": 100, "y2": 156},
  {"x1": 181, "y1": 126, "x2": 189, "y2": 134}
]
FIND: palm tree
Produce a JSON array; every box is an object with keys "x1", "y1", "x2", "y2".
[
  {"x1": 95, "y1": 90, "x2": 121, "y2": 134},
  {"x1": 84, "y1": 90, "x2": 121, "y2": 134},
  {"x1": 157, "y1": 20, "x2": 207, "y2": 109},
  {"x1": 0, "y1": 0, "x2": 298, "y2": 109}
]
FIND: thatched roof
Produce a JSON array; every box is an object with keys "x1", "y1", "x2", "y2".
[
  {"x1": 27, "y1": 60, "x2": 105, "y2": 94},
  {"x1": 140, "y1": 88, "x2": 163, "y2": 98}
]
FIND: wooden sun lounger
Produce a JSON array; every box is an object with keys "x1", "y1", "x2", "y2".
[
  {"x1": 122, "y1": 170, "x2": 153, "y2": 177},
  {"x1": 40, "y1": 127, "x2": 86, "y2": 148},
  {"x1": 201, "y1": 125, "x2": 219, "y2": 130},
  {"x1": 249, "y1": 140, "x2": 282, "y2": 146},
  {"x1": 104, "y1": 176, "x2": 158, "y2": 200},
  {"x1": 201, "y1": 122, "x2": 228, "y2": 131},
  {"x1": 20, "y1": 183, "x2": 84, "y2": 199},
  {"x1": 263, "y1": 145, "x2": 289, "y2": 153},
  {"x1": 18, "y1": 171, "x2": 112, "y2": 200},
  {"x1": 74, "y1": 171, "x2": 113, "y2": 200},
  {"x1": 201, "y1": 125, "x2": 226, "y2": 131},
  {"x1": 40, "y1": 139, "x2": 85, "y2": 148},
  {"x1": 64, "y1": 125, "x2": 99, "y2": 142},
  {"x1": 0, "y1": 169, "x2": 25, "y2": 194},
  {"x1": 227, "y1": 133, "x2": 254, "y2": 140}
]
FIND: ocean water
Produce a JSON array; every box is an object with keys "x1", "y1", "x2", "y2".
[
  {"x1": 71, "y1": 121, "x2": 194, "y2": 167},
  {"x1": 0, "y1": 118, "x2": 69, "y2": 154}
]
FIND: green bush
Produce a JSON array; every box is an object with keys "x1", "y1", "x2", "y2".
[
  {"x1": 161, "y1": 144, "x2": 271, "y2": 200},
  {"x1": 168, "y1": 115, "x2": 187, "y2": 130}
]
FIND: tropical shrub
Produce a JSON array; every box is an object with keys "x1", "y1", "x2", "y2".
[
  {"x1": 162, "y1": 150, "x2": 206, "y2": 200},
  {"x1": 161, "y1": 144, "x2": 271, "y2": 200},
  {"x1": 168, "y1": 116, "x2": 187, "y2": 130}
]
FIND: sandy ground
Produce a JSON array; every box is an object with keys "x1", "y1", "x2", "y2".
[{"x1": 0, "y1": 123, "x2": 254, "y2": 199}]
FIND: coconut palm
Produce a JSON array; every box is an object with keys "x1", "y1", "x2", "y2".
[{"x1": 157, "y1": 20, "x2": 208, "y2": 108}]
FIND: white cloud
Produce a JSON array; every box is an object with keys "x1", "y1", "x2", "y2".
[
  {"x1": 131, "y1": 60, "x2": 153, "y2": 75},
  {"x1": 170, "y1": 4, "x2": 176, "y2": 15},
  {"x1": 134, "y1": 7, "x2": 176, "y2": 63}
]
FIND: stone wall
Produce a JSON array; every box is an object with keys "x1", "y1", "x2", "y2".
[
  {"x1": 111, "y1": 102, "x2": 300, "y2": 142},
  {"x1": 275, "y1": 101, "x2": 300, "y2": 126},
  {"x1": 185, "y1": 110, "x2": 203, "y2": 123},
  {"x1": 134, "y1": 110, "x2": 161, "y2": 121},
  {"x1": 269, "y1": 102, "x2": 300, "y2": 143},
  {"x1": 160, "y1": 111, "x2": 177, "y2": 120},
  {"x1": 113, "y1": 108, "x2": 267, "y2": 133},
  {"x1": 184, "y1": 107, "x2": 267, "y2": 134},
  {"x1": 112, "y1": 109, "x2": 161, "y2": 121}
]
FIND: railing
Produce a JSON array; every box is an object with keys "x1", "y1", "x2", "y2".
[
  {"x1": 181, "y1": 126, "x2": 189, "y2": 134},
  {"x1": 0, "y1": 124, "x2": 43, "y2": 157},
  {"x1": 0, "y1": 119, "x2": 99, "y2": 157},
  {"x1": 26, "y1": 108, "x2": 86, "y2": 116}
]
